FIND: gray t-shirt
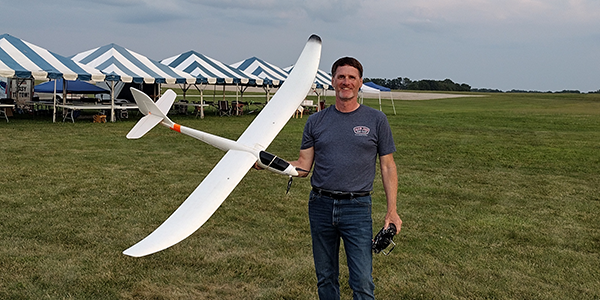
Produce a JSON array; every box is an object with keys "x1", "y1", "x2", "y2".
[{"x1": 301, "y1": 105, "x2": 396, "y2": 192}]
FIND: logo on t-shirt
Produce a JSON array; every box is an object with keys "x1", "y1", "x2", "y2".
[{"x1": 353, "y1": 126, "x2": 370, "y2": 136}]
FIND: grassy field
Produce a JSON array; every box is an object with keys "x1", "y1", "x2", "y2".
[{"x1": 0, "y1": 92, "x2": 599, "y2": 299}]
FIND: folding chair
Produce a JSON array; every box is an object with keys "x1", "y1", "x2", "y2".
[
  {"x1": 232, "y1": 101, "x2": 245, "y2": 116},
  {"x1": 192, "y1": 101, "x2": 202, "y2": 118},
  {"x1": 218, "y1": 100, "x2": 232, "y2": 116},
  {"x1": 177, "y1": 100, "x2": 188, "y2": 115},
  {"x1": 301, "y1": 99, "x2": 316, "y2": 114},
  {"x1": 294, "y1": 105, "x2": 304, "y2": 118}
]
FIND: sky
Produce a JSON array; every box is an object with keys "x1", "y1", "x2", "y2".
[{"x1": 2, "y1": 0, "x2": 600, "y2": 92}]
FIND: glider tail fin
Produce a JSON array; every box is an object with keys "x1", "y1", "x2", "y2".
[{"x1": 126, "y1": 88, "x2": 176, "y2": 139}]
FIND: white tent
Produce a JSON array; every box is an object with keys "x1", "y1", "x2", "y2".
[{"x1": 360, "y1": 82, "x2": 396, "y2": 115}]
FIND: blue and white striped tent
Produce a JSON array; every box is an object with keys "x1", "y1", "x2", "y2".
[
  {"x1": 314, "y1": 68, "x2": 333, "y2": 90},
  {"x1": 161, "y1": 51, "x2": 264, "y2": 86},
  {"x1": 285, "y1": 65, "x2": 332, "y2": 90},
  {"x1": 0, "y1": 34, "x2": 105, "y2": 81},
  {"x1": 71, "y1": 43, "x2": 196, "y2": 84},
  {"x1": 230, "y1": 57, "x2": 286, "y2": 86}
]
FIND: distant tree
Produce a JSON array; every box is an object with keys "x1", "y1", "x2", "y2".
[
  {"x1": 387, "y1": 77, "x2": 403, "y2": 90},
  {"x1": 507, "y1": 89, "x2": 544, "y2": 93},
  {"x1": 556, "y1": 90, "x2": 581, "y2": 94},
  {"x1": 364, "y1": 77, "x2": 414, "y2": 90},
  {"x1": 459, "y1": 83, "x2": 471, "y2": 91},
  {"x1": 471, "y1": 88, "x2": 503, "y2": 93},
  {"x1": 366, "y1": 78, "x2": 387, "y2": 88},
  {"x1": 401, "y1": 78, "x2": 412, "y2": 90}
]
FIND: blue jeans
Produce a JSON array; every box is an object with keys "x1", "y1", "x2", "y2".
[{"x1": 308, "y1": 190, "x2": 375, "y2": 300}]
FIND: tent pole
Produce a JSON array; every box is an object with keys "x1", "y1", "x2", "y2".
[
  {"x1": 6, "y1": 77, "x2": 10, "y2": 101},
  {"x1": 194, "y1": 83, "x2": 207, "y2": 119},
  {"x1": 52, "y1": 79, "x2": 57, "y2": 123},
  {"x1": 110, "y1": 81, "x2": 115, "y2": 122},
  {"x1": 390, "y1": 91, "x2": 396, "y2": 115},
  {"x1": 14, "y1": 79, "x2": 20, "y2": 109},
  {"x1": 181, "y1": 83, "x2": 188, "y2": 100},
  {"x1": 316, "y1": 88, "x2": 321, "y2": 112},
  {"x1": 222, "y1": 84, "x2": 225, "y2": 102},
  {"x1": 213, "y1": 84, "x2": 216, "y2": 102},
  {"x1": 265, "y1": 85, "x2": 269, "y2": 104},
  {"x1": 200, "y1": 87, "x2": 204, "y2": 119},
  {"x1": 235, "y1": 83, "x2": 240, "y2": 115},
  {"x1": 319, "y1": 88, "x2": 323, "y2": 111},
  {"x1": 62, "y1": 79, "x2": 67, "y2": 119},
  {"x1": 241, "y1": 85, "x2": 248, "y2": 100}
]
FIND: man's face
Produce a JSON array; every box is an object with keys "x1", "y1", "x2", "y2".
[{"x1": 332, "y1": 65, "x2": 363, "y2": 102}]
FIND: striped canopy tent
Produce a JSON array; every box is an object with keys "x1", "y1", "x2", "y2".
[
  {"x1": 284, "y1": 65, "x2": 332, "y2": 90},
  {"x1": 314, "y1": 68, "x2": 333, "y2": 90},
  {"x1": 161, "y1": 50, "x2": 266, "y2": 106},
  {"x1": 230, "y1": 56, "x2": 287, "y2": 86},
  {"x1": 230, "y1": 56, "x2": 291, "y2": 103},
  {"x1": 71, "y1": 43, "x2": 196, "y2": 121},
  {"x1": 71, "y1": 43, "x2": 196, "y2": 85},
  {"x1": 161, "y1": 50, "x2": 264, "y2": 86},
  {"x1": 0, "y1": 33, "x2": 106, "y2": 122},
  {"x1": 0, "y1": 34, "x2": 105, "y2": 81}
]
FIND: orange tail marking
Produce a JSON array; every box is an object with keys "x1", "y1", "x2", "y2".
[{"x1": 171, "y1": 124, "x2": 181, "y2": 133}]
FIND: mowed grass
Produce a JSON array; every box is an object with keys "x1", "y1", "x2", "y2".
[{"x1": 0, "y1": 92, "x2": 599, "y2": 299}]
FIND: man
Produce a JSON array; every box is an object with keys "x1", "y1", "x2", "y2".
[{"x1": 290, "y1": 57, "x2": 402, "y2": 299}]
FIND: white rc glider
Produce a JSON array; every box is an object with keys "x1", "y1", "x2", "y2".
[{"x1": 123, "y1": 34, "x2": 322, "y2": 257}]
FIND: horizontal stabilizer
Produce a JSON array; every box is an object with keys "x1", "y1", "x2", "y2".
[
  {"x1": 127, "y1": 88, "x2": 176, "y2": 139},
  {"x1": 130, "y1": 88, "x2": 176, "y2": 118},
  {"x1": 126, "y1": 114, "x2": 164, "y2": 139}
]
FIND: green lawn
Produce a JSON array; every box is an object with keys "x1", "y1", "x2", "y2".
[{"x1": 0, "y1": 92, "x2": 598, "y2": 299}]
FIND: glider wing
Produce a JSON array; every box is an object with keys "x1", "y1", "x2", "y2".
[
  {"x1": 123, "y1": 34, "x2": 321, "y2": 257},
  {"x1": 123, "y1": 150, "x2": 256, "y2": 257},
  {"x1": 238, "y1": 34, "x2": 321, "y2": 149}
]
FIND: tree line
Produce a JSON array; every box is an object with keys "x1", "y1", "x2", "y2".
[
  {"x1": 364, "y1": 77, "x2": 598, "y2": 94},
  {"x1": 364, "y1": 77, "x2": 471, "y2": 92}
]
